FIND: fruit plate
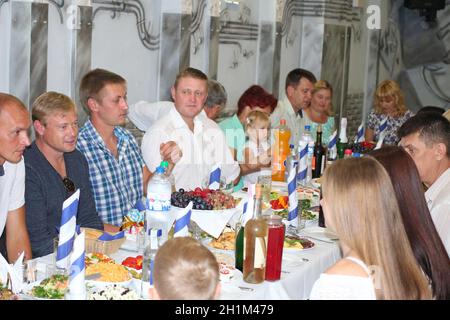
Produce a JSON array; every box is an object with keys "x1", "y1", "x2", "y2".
[{"x1": 171, "y1": 188, "x2": 238, "y2": 211}]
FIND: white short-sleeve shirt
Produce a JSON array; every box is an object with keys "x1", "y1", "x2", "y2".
[
  {"x1": 425, "y1": 168, "x2": 450, "y2": 256},
  {"x1": 0, "y1": 159, "x2": 25, "y2": 235},
  {"x1": 309, "y1": 257, "x2": 376, "y2": 300},
  {"x1": 141, "y1": 108, "x2": 240, "y2": 191}
]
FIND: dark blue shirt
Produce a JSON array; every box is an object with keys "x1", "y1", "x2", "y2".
[{"x1": 24, "y1": 142, "x2": 103, "y2": 258}]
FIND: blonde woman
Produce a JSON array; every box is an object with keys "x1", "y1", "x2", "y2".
[
  {"x1": 304, "y1": 80, "x2": 335, "y2": 144},
  {"x1": 365, "y1": 80, "x2": 414, "y2": 145},
  {"x1": 242, "y1": 110, "x2": 271, "y2": 187},
  {"x1": 310, "y1": 157, "x2": 432, "y2": 300}
]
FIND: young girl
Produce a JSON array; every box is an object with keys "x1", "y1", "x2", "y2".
[
  {"x1": 242, "y1": 110, "x2": 271, "y2": 187},
  {"x1": 310, "y1": 157, "x2": 432, "y2": 300}
]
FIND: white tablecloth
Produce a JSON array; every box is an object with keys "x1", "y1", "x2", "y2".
[
  {"x1": 218, "y1": 237, "x2": 341, "y2": 300},
  {"x1": 22, "y1": 229, "x2": 341, "y2": 300},
  {"x1": 22, "y1": 185, "x2": 341, "y2": 300}
]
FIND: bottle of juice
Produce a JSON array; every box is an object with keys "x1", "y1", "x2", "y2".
[
  {"x1": 264, "y1": 215, "x2": 285, "y2": 281},
  {"x1": 243, "y1": 184, "x2": 268, "y2": 284},
  {"x1": 272, "y1": 119, "x2": 291, "y2": 182}
]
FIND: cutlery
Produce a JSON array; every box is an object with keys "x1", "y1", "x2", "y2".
[
  {"x1": 299, "y1": 234, "x2": 335, "y2": 244},
  {"x1": 238, "y1": 286, "x2": 254, "y2": 292}
]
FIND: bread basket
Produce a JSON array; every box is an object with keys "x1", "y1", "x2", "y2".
[{"x1": 82, "y1": 228, "x2": 125, "y2": 255}]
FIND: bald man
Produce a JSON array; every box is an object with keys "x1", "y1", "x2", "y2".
[{"x1": 0, "y1": 93, "x2": 32, "y2": 262}]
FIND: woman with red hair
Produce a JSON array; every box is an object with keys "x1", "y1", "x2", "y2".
[{"x1": 219, "y1": 85, "x2": 277, "y2": 190}]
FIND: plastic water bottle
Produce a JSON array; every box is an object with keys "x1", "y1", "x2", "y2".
[
  {"x1": 145, "y1": 166, "x2": 172, "y2": 247},
  {"x1": 160, "y1": 161, "x2": 176, "y2": 192},
  {"x1": 300, "y1": 125, "x2": 314, "y2": 185}
]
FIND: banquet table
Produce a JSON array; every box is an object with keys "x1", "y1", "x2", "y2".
[
  {"x1": 21, "y1": 227, "x2": 341, "y2": 300},
  {"x1": 18, "y1": 182, "x2": 341, "y2": 300}
]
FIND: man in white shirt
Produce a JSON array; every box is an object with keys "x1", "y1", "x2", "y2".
[
  {"x1": 129, "y1": 80, "x2": 227, "y2": 131},
  {"x1": 0, "y1": 93, "x2": 32, "y2": 262},
  {"x1": 399, "y1": 112, "x2": 450, "y2": 255},
  {"x1": 270, "y1": 68, "x2": 317, "y2": 146},
  {"x1": 141, "y1": 68, "x2": 240, "y2": 191}
]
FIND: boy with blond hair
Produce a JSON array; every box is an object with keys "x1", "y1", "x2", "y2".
[{"x1": 151, "y1": 237, "x2": 220, "y2": 300}]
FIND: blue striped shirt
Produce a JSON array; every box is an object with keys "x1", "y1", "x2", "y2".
[{"x1": 77, "y1": 120, "x2": 144, "y2": 226}]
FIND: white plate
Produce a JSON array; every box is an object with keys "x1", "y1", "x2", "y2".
[
  {"x1": 270, "y1": 181, "x2": 287, "y2": 192},
  {"x1": 219, "y1": 263, "x2": 242, "y2": 283},
  {"x1": 20, "y1": 280, "x2": 66, "y2": 300},
  {"x1": 301, "y1": 226, "x2": 339, "y2": 241},
  {"x1": 86, "y1": 278, "x2": 132, "y2": 290},
  {"x1": 202, "y1": 237, "x2": 235, "y2": 254},
  {"x1": 87, "y1": 283, "x2": 141, "y2": 300},
  {"x1": 310, "y1": 178, "x2": 321, "y2": 188},
  {"x1": 283, "y1": 236, "x2": 315, "y2": 251}
]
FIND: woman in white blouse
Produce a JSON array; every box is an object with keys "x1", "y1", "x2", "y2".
[{"x1": 309, "y1": 157, "x2": 432, "y2": 300}]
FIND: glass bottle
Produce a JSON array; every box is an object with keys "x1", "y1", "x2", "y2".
[
  {"x1": 264, "y1": 215, "x2": 285, "y2": 281},
  {"x1": 318, "y1": 190, "x2": 326, "y2": 228},
  {"x1": 234, "y1": 221, "x2": 244, "y2": 272},
  {"x1": 337, "y1": 118, "x2": 348, "y2": 159},
  {"x1": 312, "y1": 125, "x2": 326, "y2": 178},
  {"x1": 243, "y1": 184, "x2": 268, "y2": 284}
]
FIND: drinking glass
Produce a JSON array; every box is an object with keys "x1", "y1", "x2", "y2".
[
  {"x1": 257, "y1": 169, "x2": 272, "y2": 208},
  {"x1": 23, "y1": 259, "x2": 37, "y2": 283},
  {"x1": 52, "y1": 238, "x2": 69, "y2": 274}
]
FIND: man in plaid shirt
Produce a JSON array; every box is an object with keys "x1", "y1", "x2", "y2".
[{"x1": 77, "y1": 69, "x2": 151, "y2": 230}]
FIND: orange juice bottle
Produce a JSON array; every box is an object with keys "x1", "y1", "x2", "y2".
[{"x1": 272, "y1": 119, "x2": 291, "y2": 182}]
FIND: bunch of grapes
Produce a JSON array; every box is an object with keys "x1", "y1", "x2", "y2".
[{"x1": 171, "y1": 187, "x2": 236, "y2": 210}]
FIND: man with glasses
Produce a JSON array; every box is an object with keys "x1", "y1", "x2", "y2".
[
  {"x1": 24, "y1": 92, "x2": 104, "y2": 258},
  {"x1": 77, "y1": 69, "x2": 151, "y2": 229},
  {"x1": 0, "y1": 93, "x2": 32, "y2": 262},
  {"x1": 141, "y1": 67, "x2": 240, "y2": 191}
]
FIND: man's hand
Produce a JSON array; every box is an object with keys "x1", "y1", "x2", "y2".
[{"x1": 160, "y1": 142, "x2": 182, "y2": 170}]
